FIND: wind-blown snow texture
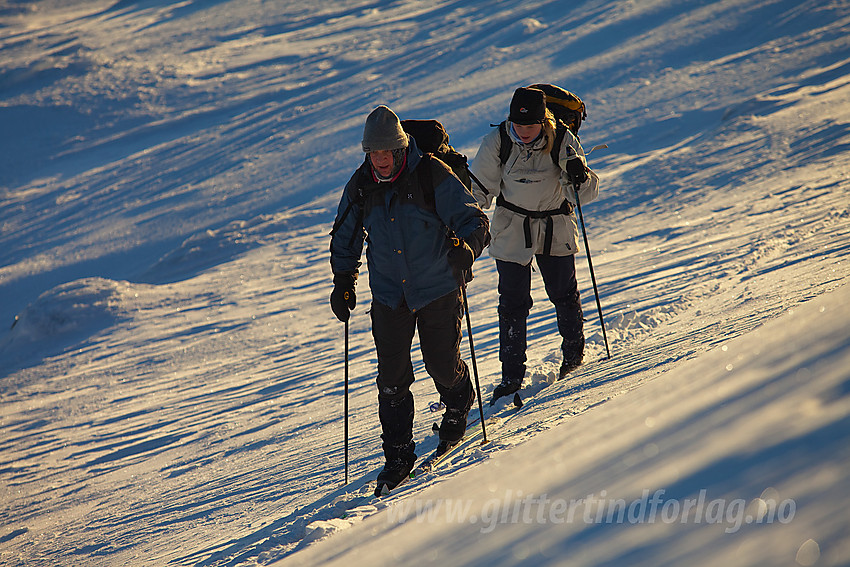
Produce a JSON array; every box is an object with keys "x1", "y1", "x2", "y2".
[{"x1": 1, "y1": 1, "x2": 848, "y2": 566}]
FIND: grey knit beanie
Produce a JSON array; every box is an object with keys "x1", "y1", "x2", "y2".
[{"x1": 362, "y1": 105, "x2": 408, "y2": 152}]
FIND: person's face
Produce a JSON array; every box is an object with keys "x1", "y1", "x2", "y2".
[
  {"x1": 514, "y1": 123, "x2": 542, "y2": 143},
  {"x1": 369, "y1": 150, "x2": 395, "y2": 177}
]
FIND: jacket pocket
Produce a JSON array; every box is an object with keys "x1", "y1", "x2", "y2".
[
  {"x1": 549, "y1": 214, "x2": 578, "y2": 254},
  {"x1": 490, "y1": 207, "x2": 514, "y2": 240}
]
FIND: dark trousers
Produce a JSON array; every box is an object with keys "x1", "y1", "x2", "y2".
[
  {"x1": 370, "y1": 290, "x2": 472, "y2": 453},
  {"x1": 496, "y1": 254, "x2": 584, "y2": 381}
]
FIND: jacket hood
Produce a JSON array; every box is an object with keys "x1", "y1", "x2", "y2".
[{"x1": 404, "y1": 135, "x2": 424, "y2": 172}]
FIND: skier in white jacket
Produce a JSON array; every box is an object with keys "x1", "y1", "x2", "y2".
[{"x1": 469, "y1": 86, "x2": 600, "y2": 403}]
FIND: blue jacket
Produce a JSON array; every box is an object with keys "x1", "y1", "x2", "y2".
[{"x1": 330, "y1": 140, "x2": 490, "y2": 311}]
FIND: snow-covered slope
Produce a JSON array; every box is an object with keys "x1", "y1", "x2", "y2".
[
  {"x1": 1, "y1": 1, "x2": 848, "y2": 566},
  {"x1": 286, "y1": 271, "x2": 850, "y2": 567}
]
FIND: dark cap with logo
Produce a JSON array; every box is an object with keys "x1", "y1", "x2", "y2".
[{"x1": 509, "y1": 87, "x2": 546, "y2": 125}]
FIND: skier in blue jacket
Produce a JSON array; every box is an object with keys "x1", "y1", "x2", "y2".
[{"x1": 329, "y1": 105, "x2": 490, "y2": 492}]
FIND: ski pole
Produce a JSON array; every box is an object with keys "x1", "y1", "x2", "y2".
[
  {"x1": 467, "y1": 168, "x2": 491, "y2": 196},
  {"x1": 449, "y1": 235, "x2": 488, "y2": 444},
  {"x1": 344, "y1": 317, "x2": 350, "y2": 484},
  {"x1": 573, "y1": 182, "x2": 611, "y2": 359},
  {"x1": 460, "y1": 283, "x2": 488, "y2": 443}
]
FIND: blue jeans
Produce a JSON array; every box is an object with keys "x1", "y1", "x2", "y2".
[{"x1": 496, "y1": 254, "x2": 584, "y2": 381}]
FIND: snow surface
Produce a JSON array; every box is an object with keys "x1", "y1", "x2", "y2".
[
  {"x1": 1, "y1": 1, "x2": 848, "y2": 566},
  {"x1": 289, "y1": 275, "x2": 850, "y2": 567}
]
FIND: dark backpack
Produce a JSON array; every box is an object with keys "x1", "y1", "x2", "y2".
[
  {"x1": 498, "y1": 83, "x2": 587, "y2": 168},
  {"x1": 401, "y1": 119, "x2": 472, "y2": 191}
]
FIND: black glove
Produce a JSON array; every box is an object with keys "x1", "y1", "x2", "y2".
[
  {"x1": 566, "y1": 157, "x2": 589, "y2": 187},
  {"x1": 447, "y1": 239, "x2": 475, "y2": 272},
  {"x1": 330, "y1": 274, "x2": 356, "y2": 322}
]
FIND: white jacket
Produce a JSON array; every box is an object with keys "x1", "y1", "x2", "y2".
[{"x1": 469, "y1": 122, "x2": 599, "y2": 265}]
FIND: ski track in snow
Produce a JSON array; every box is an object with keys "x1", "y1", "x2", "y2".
[{"x1": 1, "y1": 1, "x2": 849, "y2": 566}]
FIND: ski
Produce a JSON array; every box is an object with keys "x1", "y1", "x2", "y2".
[
  {"x1": 374, "y1": 376, "x2": 548, "y2": 498},
  {"x1": 374, "y1": 416, "x2": 485, "y2": 497},
  {"x1": 361, "y1": 359, "x2": 589, "y2": 504},
  {"x1": 416, "y1": 425, "x2": 484, "y2": 475},
  {"x1": 375, "y1": 477, "x2": 408, "y2": 497}
]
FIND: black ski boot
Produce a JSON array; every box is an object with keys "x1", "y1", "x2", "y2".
[
  {"x1": 490, "y1": 361, "x2": 524, "y2": 406},
  {"x1": 439, "y1": 384, "x2": 475, "y2": 445},
  {"x1": 375, "y1": 443, "x2": 417, "y2": 496},
  {"x1": 559, "y1": 342, "x2": 584, "y2": 379},
  {"x1": 490, "y1": 377, "x2": 522, "y2": 406},
  {"x1": 559, "y1": 356, "x2": 583, "y2": 378},
  {"x1": 375, "y1": 392, "x2": 416, "y2": 496}
]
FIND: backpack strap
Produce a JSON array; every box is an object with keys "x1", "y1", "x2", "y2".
[
  {"x1": 497, "y1": 121, "x2": 512, "y2": 167},
  {"x1": 417, "y1": 153, "x2": 436, "y2": 212},
  {"x1": 330, "y1": 161, "x2": 367, "y2": 235},
  {"x1": 416, "y1": 152, "x2": 455, "y2": 213},
  {"x1": 550, "y1": 122, "x2": 568, "y2": 168},
  {"x1": 330, "y1": 160, "x2": 373, "y2": 248},
  {"x1": 498, "y1": 120, "x2": 568, "y2": 169}
]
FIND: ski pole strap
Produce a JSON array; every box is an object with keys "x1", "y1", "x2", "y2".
[{"x1": 495, "y1": 195, "x2": 573, "y2": 255}]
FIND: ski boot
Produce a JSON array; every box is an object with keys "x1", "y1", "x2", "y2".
[
  {"x1": 490, "y1": 377, "x2": 522, "y2": 406},
  {"x1": 375, "y1": 443, "x2": 416, "y2": 497},
  {"x1": 559, "y1": 352, "x2": 583, "y2": 379}
]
